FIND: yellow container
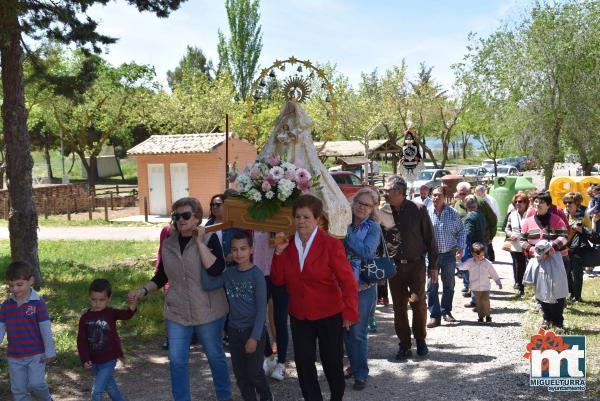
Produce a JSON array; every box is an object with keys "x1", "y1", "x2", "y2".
[
  {"x1": 576, "y1": 176, "x2": 600, "y2": 206},
  {"x1": 549, "y1": 177, "x2": 577, "y2": 209}
]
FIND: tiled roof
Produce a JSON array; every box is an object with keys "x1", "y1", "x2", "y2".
[{"x1": 127, "y1": 133, "x2": 230, "y2": 155}]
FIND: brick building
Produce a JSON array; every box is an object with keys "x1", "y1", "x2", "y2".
[{"x1": 127, "y1": 133, "x2": 257, "y2": 215}]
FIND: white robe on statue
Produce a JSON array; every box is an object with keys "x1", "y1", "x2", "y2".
[{"x1": 258, "y1": 100, "x2": 351, "y2": 238}]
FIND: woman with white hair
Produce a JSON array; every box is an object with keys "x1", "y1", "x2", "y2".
[{"x1": 342, "y1": 188, "x2": 382, "y2": 391}]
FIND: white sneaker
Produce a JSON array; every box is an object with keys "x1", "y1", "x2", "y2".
[
  {"x1": 263, "y1": 356, "x2": 277, "y2": 375},
  {"x1": 270, "y1": 362, "x2": 286, "y2": 381}
]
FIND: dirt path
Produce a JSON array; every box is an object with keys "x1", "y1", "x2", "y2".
[{"x1": 42, "y1": 236, "x2": 594, "y2": 401}]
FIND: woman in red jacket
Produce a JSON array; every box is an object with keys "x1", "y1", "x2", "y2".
[{"x1": 271, "y1": 194, "x2": 358, "y2": 401}]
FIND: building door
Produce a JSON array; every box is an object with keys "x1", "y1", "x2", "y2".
[
  {"x1": 170, "y1": 163, "x2": 189, "y2": 202},
  {"x1": 147, "y1": 164, "x2": 166, "y2": 215}
]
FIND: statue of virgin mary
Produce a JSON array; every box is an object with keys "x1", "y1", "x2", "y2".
[{"x1": 259, "y1": 100, "x2": 351, "y2": 238}]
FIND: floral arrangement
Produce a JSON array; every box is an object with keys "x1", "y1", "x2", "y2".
[{"x1": 229, "y1": 155, "x2": 321, "y2": 221}]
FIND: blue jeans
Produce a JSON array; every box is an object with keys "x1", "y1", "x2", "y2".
[
  {"x1": 8, "y1": 354, "x2": 53, "y2": 401},
  {"x1": 167, "y1": 317, "x2": 232, "y2": 401},
  {"x1": 427, "y1": 251, "x2": 456, "y2": 319},
  {"x1": 343, "y1": 285, "x2": 377, "y2": 381},
  {"x1": 91, "y1": 359, "x2": 125, "y2": 401}
]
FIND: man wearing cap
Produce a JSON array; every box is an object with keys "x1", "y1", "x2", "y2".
[{"x1": 380, "y1": 175, "x2": 438, "y2": 359}]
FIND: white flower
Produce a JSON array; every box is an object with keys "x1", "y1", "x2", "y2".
[
  {"x1": 235, "y1": 174, "x2": 253, "y2": 193},
  {"x1": 269, "y1": 166, "x2": 285, "y2": 180},
  {"x1": 281, "y1": 162, "x2": 296, "y2": 172},
  {"x1": 248, "y1": 188, "x2": 262, "y2": 202},
  {"x1": 265, "y1": 191, "x2": 274, "y2": 199},
  {"x1": 277, "y1": 178, "x2": 295, "y2": 201}
]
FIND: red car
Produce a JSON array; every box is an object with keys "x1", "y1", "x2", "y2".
[{"x1": 330, "y1": 171, "x2": 379, "y2": 200}]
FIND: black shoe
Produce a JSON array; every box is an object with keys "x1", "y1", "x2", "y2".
[
  {"x1": 541, "y1": 320, "x2": 550, "y2": 330},
  {"x1": 461, "y1": 287, "x2": 470, "y2": 293},
  {"x1": 426, "y1": 318, "x2": 441, "y2": 328},
  {"x1": 442, "y1": 313, "x2": 457, "y2": 323},
  {"x1": 485, "y1": 316, "x2": 492, "y2": 323},
  {"x1": 353, "y1": 379, "x2": 366, "y2": 391},
  {"x1": 477, "y1": 317, "x2": 484, "y2": 323},
  {"x1": 162, "y1": 337, "x2": 169, "y2": 350},
  {"x1": 416, "y1": 340, "x2": 429, "y2": 356},
  {"x1": 395, "y1": 344, "x2": 412, "y2": 360},
  {"x1": 462, "y1": 291, "x2": 471, "y2": 298},
  {"x1": 513, "y1": 283, "x2": 519, "y2": 289}
]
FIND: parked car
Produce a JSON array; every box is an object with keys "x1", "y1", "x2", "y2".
[
  {"x1": 458, "y1": 166, "x2": 489, "y2": 180},
  {"x1": 484, "y1": 165, "x2": 520, "y2": 177},
  {"x1": 499, "y1": 157, "x2": 527, "y2": 171},
  {"x1": 481, "y1": 159, "x2": 495, "y2": 168},
  {"x1": 330, "y1": 171, "x2": 379, "y2": 199},
  {"x1": 411, "y1": 169, "x2": 451, "y2": 190}
]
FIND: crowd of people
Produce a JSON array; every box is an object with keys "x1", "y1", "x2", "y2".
[{"x1": 1, "y1": 177, "x2": 599, "y2": 401}]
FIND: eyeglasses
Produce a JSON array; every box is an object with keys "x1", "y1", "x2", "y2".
[
  {"x1": 564, "y1": 201, "x2": 573, "y2": 205},
  {"x1": 211, "y1": 203, "x2": 223, "y2": 208},
  {"x1": 515, "y1": 200, "x2": 525, "y2": 204},
  {"x1": 356, "y1": 201, "x2": 374, "y2": 209},
  {"x1": 172, "y1": 211, "x2": 193, "y2": 221}
]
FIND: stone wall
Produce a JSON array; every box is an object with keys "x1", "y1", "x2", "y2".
[{"x1": 0, "y1": 184, "x2": 136, "y2": 217}]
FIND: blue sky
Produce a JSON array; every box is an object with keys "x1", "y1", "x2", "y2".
[{"x1": 88, "y1": 0, "x2": 530, "y2": 89}]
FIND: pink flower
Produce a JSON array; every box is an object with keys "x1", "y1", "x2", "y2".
[
  {"x1": 285, "y1": 170, "x2": 295, "y2": 180},
  {"x1": 297, "y1": 179, "x2": 311, "y2": 193},
  {"x1": 293, "y1": 159, "x2": 305, "y2": 168},
  {"x1": 266, "y1": 155, "x2": 281, "y2": 166},
  {"x1": 265, "y1": 174, "x2": 278, "y2": 185},
  {"x1": 295, "y1": 168, "x2": 310, "y2": 182},
  {"x1": 261, "y1": 180, "x2": 272, "y2": 192}
]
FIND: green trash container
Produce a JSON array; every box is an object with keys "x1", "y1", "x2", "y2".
[
  {"x1": 490, "y1": 176, "x2": 518, "y2": 230},
  {"x1": 515, "y1": 176, "x2": 536, "y2": 194}
]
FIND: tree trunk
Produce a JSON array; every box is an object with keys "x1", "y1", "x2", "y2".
[
  {"x1": 44, "y1": 133, "x2": 53, "y2": 182},
  {"x1": 0, "y1": 2, "x2": 42, "y2": 287},
  {"x1": 77, "y1": 151, "x2": 97, "y2": 193}
]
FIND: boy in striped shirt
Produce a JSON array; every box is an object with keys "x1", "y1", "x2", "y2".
[{"x1": 0, "y1": 261, "x2": 56, "y2": 401}]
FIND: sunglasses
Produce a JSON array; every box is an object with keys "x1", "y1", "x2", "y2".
[
  {"x1": 211, "y1": 203, "x2": 223, "y2": 208},
  {"x1": 564, "y1": 201, "x2": 574, "y2": 205},
  {"x1": 172, "y1": 211, "x2": 193, "y2": 221},
  {"x1": 515, "y1": 200, "x2": 525, "y2": 204}
]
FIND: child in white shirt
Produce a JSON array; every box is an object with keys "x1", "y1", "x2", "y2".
[{"x1": 459, "y1": 242, "x2": 502, "y2": 323}]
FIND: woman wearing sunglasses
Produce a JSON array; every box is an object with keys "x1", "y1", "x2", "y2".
[
  {"x1": 129, "y1": 197, "x2": 232, "y2": 401},
  {"x1": 505, "y1": 193, "x2": 530, "y2": 296}
]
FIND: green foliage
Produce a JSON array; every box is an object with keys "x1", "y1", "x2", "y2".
[
  {"x1": 462, "y1": 0, "x2": 600, "y2": 186},
  {"x1": 167, "y1": 45, "x2": 214, "y2": 90},
  {"x1": 141, "y1": 72, "x2": 240, "y2": 135},
  {"x1": 217, "y1": 0, "x2": 263, "y2": 101}
]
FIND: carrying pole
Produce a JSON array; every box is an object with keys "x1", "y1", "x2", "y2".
[{"x1": 225, "y1": 114, "x2": 230, "y2": 188}]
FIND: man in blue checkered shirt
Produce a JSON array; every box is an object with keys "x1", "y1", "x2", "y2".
[{"x1": 426, "y1": 185, "x2": 466, "y2": 327}]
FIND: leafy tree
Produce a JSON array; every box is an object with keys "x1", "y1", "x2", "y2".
[
  {"x1": 141, "y1": 72, "x2": 239, "y2": 136},
  {"x1": 0, "y1": 0, "x2": 183, "y2": 286},
  {"x1": 167, "y1": 45, "x2": 214, "y2": 90},
  {"x1": 464, "y1": 1, "x2": 600, "y2": 187},
  {"x1": 217, "y1": 0, "x2": 263, "y2": 101}
]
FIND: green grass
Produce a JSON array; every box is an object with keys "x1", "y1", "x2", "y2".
[
  {"x1": 31, "y1": 150, "x2": 138, "y2": 184},
  {"x1": 0, "y1": 240, "x2": 161, "y2": 395},
  {"x1": 0, "y1": 218, "x2": 160, "y2": 227},
  {"x1": 522, "y1": 277, "x2": 600, "y2": 394}
]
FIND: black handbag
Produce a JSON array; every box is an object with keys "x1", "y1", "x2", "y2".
[
  {"x1": 583, "y1": 247, "x2": 600, "y2": 267},
  {"x1": 360, "y1": 232, "x2": 397, "y2": 283}
]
